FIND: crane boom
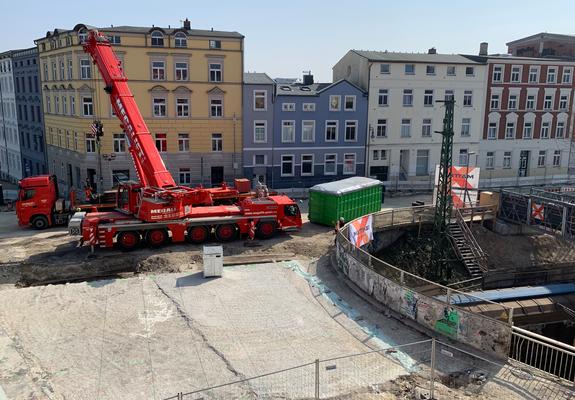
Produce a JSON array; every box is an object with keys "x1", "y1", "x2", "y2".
[{"x1": 83, "y1": 30, "x2": 176, "y2": 189}]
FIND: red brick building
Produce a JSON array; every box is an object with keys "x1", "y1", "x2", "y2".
[{"x1": 507, "y1": 33, "x2": 575, "y2": 58}]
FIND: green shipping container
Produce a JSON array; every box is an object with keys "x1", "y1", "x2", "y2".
[{"x1": 308, "y1": 177, "x2": 383, "y2": 226}]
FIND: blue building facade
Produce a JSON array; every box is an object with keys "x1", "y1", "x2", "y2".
[{"x1": 13, "y1": 47, "x2": 46, "y2": 176}]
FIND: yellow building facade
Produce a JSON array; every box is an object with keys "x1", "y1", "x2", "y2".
[{"x1": 35, "y1": 22, "x2": 243, "y2": 192}]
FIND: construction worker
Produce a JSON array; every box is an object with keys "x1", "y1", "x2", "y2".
[
  {"x1": 248, "y1": 219, "x2": 256, "y2": 241},
  {"x1": 334, "y1": 217, "x2": 345, "y2": 243}
]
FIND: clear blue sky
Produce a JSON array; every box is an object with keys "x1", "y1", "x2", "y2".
[{"x1": 3, "y1": 0, "x2": 575, "y2": 82}]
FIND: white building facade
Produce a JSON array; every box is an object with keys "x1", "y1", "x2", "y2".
[
  {"x1": 333, "y1": 50, "x2": 487, "y2": 190},
  {"x1": 0, "y1": 51, "x2": 22, "y2": 182}
]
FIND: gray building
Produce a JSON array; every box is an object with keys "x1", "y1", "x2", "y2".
[
  {"x1": 0, "y1": 51, "x2": 22, "y2": 182},
  {"x1": 13, "y1": 47, "x2": 46, "y2": 177}
]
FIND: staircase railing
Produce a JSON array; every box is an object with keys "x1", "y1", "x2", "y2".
[{"x1": 454, "y1": 208, "x2": 489, "y2": 272}]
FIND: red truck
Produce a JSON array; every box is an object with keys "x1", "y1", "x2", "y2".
[{"x1": 68, "y1": 30, "x2": 302, "y2": 251}]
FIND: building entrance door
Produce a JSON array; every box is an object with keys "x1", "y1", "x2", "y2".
[
  {"x1": 519, "y1": 150, "x2": 530, "y2": 177},
  {"x1": 211, "y1": 166, "x2": 224, "y2": 187},
  {"x1": 399, "y1": 150, "x2": 409, "y2": 181}
]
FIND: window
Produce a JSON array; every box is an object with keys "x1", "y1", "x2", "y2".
[
  {"x1": 179, "y1": 168, "x2": 191, "y2": 185},
  {"x1": 85, "y1": 135, "x2": 96, "y2": 153},
  {"x1": 78, "y1": 29, "x2": 87, "y2": 43},
  {"x1": 523, "y1": 122, "x2": 533, "y2": 139},
  {"x1": 541, "y1": 121, "x2": 550, "y2": 138},
  {"x1": 526, "y1": 95, "x2": 535, "y2": 110},
  {"x1": 108, "y1": 35, "x2": 121, "y2": 45},
  {"x1": 405, "y1": 64, "x2": 415, "y2": 75},
  {"x1": 560, "y1": 95, "x2": 568, "y2": 110},
  {"x1": 254, "y1": 90, "x2": 266, "y2": 110},
  {"x1": 378, "y1": 89, "x2": 388, "y2": 106},
  {"x1": 487, "y1": 121, "x2": 497, "y2": 139},
  {"x1": 54, "y1": 96, "x2": 60, "y2": 114},
  {"x1": 175, "y1": 32, "x2": 187, "y2": 48},
  {"x1": 345, "y1": 121, "x2": 357, "y2": 141},
  {"x1": 547, "y1": 67, "x2": 557, "y2": 83},
  {"x1": 444, "y1": 90, "x2": 454, "y2": 101},
  {"x1": 282, "y1": 103, "x2": 295, "y2": 111},
  {"x1": 492, "y1": 65, "x2": 502, "y2": 82},
  {"x1": 176, "y1": 98, "x2": 189, "y2": 117},
  {"x1": 67, "y1": 59, "x2": 73, "y2": 79},
  {"x1": 461, "y1": 118, "x2": 471, "y2": 137},
  {"x1": 59, "y1": 60, "x2": 65, "y2": 80},
  {"x1": 402, "y1": 89, "x2": 413, "y2": 106},
  {"x1": 151, "y1": 31, "x2": 164, "y2": 47},
  {"x1": 480, "y1": 152, "x2": 493, "y2": 171},
  {"x1": 153, "y1": 133, "x2": 167, "y2": 152},
  {"x1": 302, "y1": 120, "x2": 315, "y2": 142},
  {"x1": 210, "y1": 98, "x2": 223, "y2": 117},
  {"x1": 80, "y1": 59, "x2": 91, "y2": 79},
  {"x1": 447, "y1": 66, "x2": 456, "y2": 76},
  {"x1": 281, "y1": 155, "x2": 294, "y2": 176},
  {"x1": 209, "y1": 40, "x2": 221, "y2": 49},
  {"x1": 325, "y1": 121, "x2": 338, "y2": 141},
  {"x1": 51, "y1": 62, "x2": 56, "y2": 79},
  {"x1": 529, "y1": 66, "x2": 539, "y2": 83},
  {"x1": 424, "y1": 90, "x2": 433, "y2": 106},
  {"x1": 175, "y1": 62, "x2": 188, "y2": 81},
  {"x1": 401, "y1": 119, "x2": 411, "y2": 138},
  {"x1": 373, "y1": 150, "x2": 379, "y2": 160},
  {"x1": 178, "y1": 133, "x2": 189, "y2": 151},
  {"x1": 553, "y1": 150, "x2": 561, "y2": 167},
  {"x1": 254, "y1": 155, "x2": 266, "y2": 166},
  {"x1": 301, "y1": 155, "x2": 313, "y2": 176},
  {"x1": 376, "y1": 119, "x2": 387, "y2": 137},
  {"x1": 254, "y1": 121, "x2": 267, "y2": 143},
  {"x1": 503, "y1": 152, "x2": 512, "y2": 168},
  {"x1": 563, "y1": 68, "x2": 573, "y2": 84},
  {"x1": 544, "y1": 95, "x2": 553, "y2": 110},
  {"x1": 380, "y1": 64, "x2": 390, "y2": 74},
  {"x1": 490, "y1": 94, "x2": 500, "y2": 109},
  {"x1": 556, "y1": 121, "x2": 565, "y2": 138},
  {"x1": 281, "y1": 120, "x2": 295, "y2": 142},
  {"x1": 463, "y1": 90, "x2": 473, "y2": 107},
  {"x1": 329, "y1": 95, "x2": 340, "y2": 111},
  {"x1": 303, "y1": 103, "x2": 315, "y2": 111},
  {"x1": 152, "y1": 61, "x2": 165, "y2": 80},
  {"x1": 344, "y1": 95, "x2": 356, "y2": 111},
  {"x1": 113, "y1": 133, "x2": 126, "y2": 152},
  {"x1": 505, "y1": 122, "x2": 515, "y2": 139},
  {"x1": 343, "y1": 154, "x2": 356, "y2": 175},
  {"x1": 324, "y1": 154, "x2": 336, "y2": 175},
  {"x1": 422, "y1": 118, "x2": 432, "y2": 137},
  {"x1": 459, "y1": 149, "x2": 468, "y2": 166},
  {"x1": 153, "y1": 98, "x2": 166, "y2": 117},
  {"x1": 45, "y1": 96, "x2": 51, "y2": 113},
  {"x1": 465, "y1": 66, "x2": 475, "y2": 76},
  {"x1": 62, "y1": 96, "x2": 68, "y2": 115},
  {"x1": 508, "y1": 94, "x2": 517, "y2": 110},
  {"x1": 511, "y1": 66, "x2": 521, "y2": 82},
  {"x1": 65, "y1": 130, "x2": 71, "y2": 148},
  {"x1": 426, "y1": 65, "x2": 435, "y2": 75},
  {"x1": 211, "y1": 133, "x2": 222, "y2": 152},
  {"x1": 43, "y1": 62, "x2": 48, "y2": 80},
  {"x1": 82, "y1": 96, "x2": 93, "y2": 116},
  {"x1": 416, "y1": 149, "x2": 429, "y2": 176},
  {"x1": 538, "y1": 150, "x2": 546, "y2": 167},
  {"x1": 209, "y1": 63, "x2": 222, "y2": 82}
]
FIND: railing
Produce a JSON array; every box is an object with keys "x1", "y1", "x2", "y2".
[
  {"x1": 453, "y1": 208, "x2": 489, "y2": 272},
  {"x1": 510, "y1": 326, "x2": 575, "y2": 383}
]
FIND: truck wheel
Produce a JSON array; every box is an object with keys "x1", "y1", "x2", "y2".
[
  {"x1": 257, "y1": 221, "x2": 276, "y2": 239},
  {"x1": 187, "y1": 226, "x2": 209, "y2": 244},
  {"x1": 146, "y1": 229, "x2": 168, "y2": 247},
  {"x1": 215, "y1": 224, "x2": 236, "y2": 242},
  {"x1": 31, "y1": 216, "x2": 49, "y2": 230},
  {"x1": 117, "y1": 231, "x2": 140, "y2": 252}
]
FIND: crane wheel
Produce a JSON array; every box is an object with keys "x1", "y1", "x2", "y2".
[
  {"x1": 186, "y1": 226, "x2": 209, "y2": 244},
  {"x1": 146, "y1": 229, "x2": 169, "y2": 247},
  {"x1": 31, "y1": 215, "x2": 49, "y2": 230},
  {"x1": 257, "y1": 221, "x2": 276, "y2": 239},
  {"x1": 215, "y1": 224, "x2": 236, "y2": 242},
  {"x1": 117, "y1": 231, "x2": 141, "y2": 252}
]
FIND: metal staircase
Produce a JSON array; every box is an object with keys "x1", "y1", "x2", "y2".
[{"x1": 448, "y1": 209, "x2": 489, "y2": 279}]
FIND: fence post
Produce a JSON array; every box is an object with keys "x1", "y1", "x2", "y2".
[
  {"x1": 508, "y1": 307, "x2": 514, "y2": 325},
  {"x1": 430, "y1": 338, "x2": 436, "y2": 399},
  {"x1": 315, "y1": 358, "x2": 320, "y2": 399},
  {"x1": 391, "y1": 209, "x2": 394, "y2": 226},
  {"x1": 400, "y1": 270, "x2": 405, "y2": 286}
]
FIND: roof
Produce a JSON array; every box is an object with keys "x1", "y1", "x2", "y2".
[
  {"x1": 350, "y1": 50, "x2": 484, "y2": 64},
  {"x1": 276, "y1": 79, "x2": 366, "y2": 97},
  {"x1": 243, "y1": 72, "x2": 274, "y2": 85},
  {"x1": 473, "y1": 53, "x2": 575, "y2": 63},
  {"x1": 310, "y1": 177, "x2": 382, "y2": 196},
  {"x1": 507, "y1": 32, "x2": 575, "y2": 46}
]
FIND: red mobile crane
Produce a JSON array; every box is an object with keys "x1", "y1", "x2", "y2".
[{"x1": 70, "y1": 30, "x2": 302, "y2": 250}]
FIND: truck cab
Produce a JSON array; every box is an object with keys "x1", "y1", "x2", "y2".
[{"x1": 16, "y1": 175, "x2": 67, "y2": 229}]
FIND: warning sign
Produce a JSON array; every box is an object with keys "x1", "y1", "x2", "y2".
[
  {"x1": 348, "y1": 215, "x2": 374, "y2": 248},
  {"x1": 434, "y1": 165, "x2": 481, "y2": 208},
  {"x1": 531, "y1": 203, "x2": 544, "y2": 221}
]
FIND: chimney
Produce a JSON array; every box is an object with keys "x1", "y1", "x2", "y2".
[
  {"x1": 183, "y1": 18, "x2": 191, "y2": 30},
  {"x1": 303, "y1": 72, "x2": 314, "y2": 85},
  {"x1": 428, "y1": 47, "x2": 437, "y2": 55},
  {"x1": 479, "y1": 42, "x2": 488, "y2": 56}
]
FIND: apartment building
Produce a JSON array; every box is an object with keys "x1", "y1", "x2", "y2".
[
  {"x1": 507, "y1": 33, "x2": 575, "y2": 58},
  {"x1": 35, "y1": 21, "x2": 244, "y2": 193},
  {"x1": 333, "y1": 50, "x2": 486, "y2": 188},
  {"x1": 0, "y1": 51, "x2": 22, "y2": 182}
]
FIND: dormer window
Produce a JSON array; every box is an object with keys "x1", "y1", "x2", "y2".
[
  {"x1": 209, "y1": 40, "x2": 221, "y2": 49},
  {"x1": 151, "y1": 31, "x2": 164, "y2": 47},
  {"x1": 78, "y1": 28, "x2": 87, "y2": 44},
  {"x1": 175, "y1": 32, "x2": 187, "y2": 48}
]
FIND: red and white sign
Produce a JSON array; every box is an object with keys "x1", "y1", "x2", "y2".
[
  {"x1": 348, "y1": 215, "x2": 374, "y2": 248},
  {"x1": 531, "y1": 203, "x2": 545, "y2": 221},
  {"x1": 434, "y1": 166, "x2": 481, "y2": 208}
]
